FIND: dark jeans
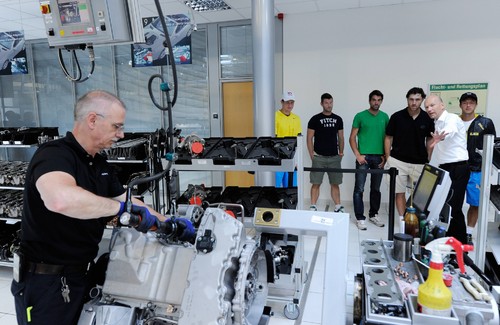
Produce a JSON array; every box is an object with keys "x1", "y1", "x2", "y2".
[
  {"x1": 440, "y1": 161, "x2": 470, "y2": 244},
  {"x1": 353, "y1": 155, "x2": 383, "y2": 221}
]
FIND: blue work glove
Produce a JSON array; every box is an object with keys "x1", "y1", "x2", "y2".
[
  {"x1": 173, "y1": 218, "x2": 196, "y2": 242},
  {"x1": 117, "y1": 201, "x2": 127, "y2": 216},
  {"x1": 131, "y1": 204, "x2": 159, "y2": 233}
]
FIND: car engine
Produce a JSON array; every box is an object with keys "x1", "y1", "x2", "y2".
[{"x1": 78, "y1": 207, "x2": 269, "y2": 325}]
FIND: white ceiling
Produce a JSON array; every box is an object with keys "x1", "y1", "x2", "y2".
[{"x1": 0, "y1": 0, "x2": 439, "y2": 40}]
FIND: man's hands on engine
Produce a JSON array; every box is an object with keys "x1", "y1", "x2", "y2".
[
  {"x1": 171, "y1": 218, "x2": 195, "y2": 242},
  {"x1": 118, "y1": 202, "x2": 195, "y2": 241},
  {"x1": 130, "y1": 204, "x2": 160, "y2": 233}
]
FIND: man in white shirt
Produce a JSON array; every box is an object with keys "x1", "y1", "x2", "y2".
[{"x1": 425, "y1": 94, "x2": 469, "y2": 244}]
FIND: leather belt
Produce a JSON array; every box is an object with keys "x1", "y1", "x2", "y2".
[
  {"x1": 26, "y1": 261, "x2": 89, "y2": 275},
  {"x1": 440, "y1": 160, "x2": 468, "y2": 168}
]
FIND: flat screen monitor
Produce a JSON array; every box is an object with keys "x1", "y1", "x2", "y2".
[
  {"x1": 409, "y1": 164, "x2": 452, "y2": 223},
  {"x1": 57, "y1": 0, "x2": 91, "y2": 26}
]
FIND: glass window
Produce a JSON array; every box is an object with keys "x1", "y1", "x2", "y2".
[
  {"x1": 0, "y1": 73, "x2": 35, "y2": 128},
  {"x1": 33, "y1": 42, "x2": 74, "y2": 134},
  {"x1": 172, "y1": 29, "x2": 209, "y2": 138},
  {"x1": 220, "y1": 25, "x2": 252, "y2": 78},
  {"x1": 76, "y1": 45, "x2": 115, "y2": 97},
  {"x1": 0, "y1": 26, "x2": 218, "y2": 188},
  {"x1": 115, "y1": 44, "x2": 164, "y2": 132}
]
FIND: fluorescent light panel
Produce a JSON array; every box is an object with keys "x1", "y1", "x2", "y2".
[{"x1": 184, "y1": 0, "x2": 231, "y2": 12}]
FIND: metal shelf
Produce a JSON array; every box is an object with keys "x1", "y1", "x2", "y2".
[
  {"x1": 107, "y1": 159, "x2": 147, "y2": 164},
  {"x1": 487, "y1": 222, "x2": 500, "y2": 263},
  {"x1": 172, "y1": 136, "x2": 304, "y2": 210},
  {"x1": 476, "y1": 135, "x2": 500, "y2": 270},
  {"x1": 173, "y1": 158, "x2": 296, "y2": 172},
  {"x1": 0, "y1": 217, "x2": 21, "y2": 223},
  {"x1": 0, "y1": 186, "x2": 24, "y2": 190},
  {"x1": 0, "y1": 260, "x2": 13, "y2": 267},
  {"x1": 0, "y1": 144, "x2": 37, "y2": 148}
]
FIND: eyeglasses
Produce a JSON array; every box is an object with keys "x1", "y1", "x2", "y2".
[{"x1": 95, "y1": 113, "x2": 125, "y2": 132}]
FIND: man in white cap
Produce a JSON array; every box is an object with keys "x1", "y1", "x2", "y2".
[{"x1": 275, "y1": 90, "x2": 302, "y2": 187}]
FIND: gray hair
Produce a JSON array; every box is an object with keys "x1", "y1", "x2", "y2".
[{"x1": 74, "y1": 90, "x2": 126, "y2": 121}]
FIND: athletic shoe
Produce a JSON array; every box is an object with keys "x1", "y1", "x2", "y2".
[
  {"x1": 356, "y1": 220, "x2": 367, "y2": 230},
  {"x1": 334, "y1": 206, "x2": 345, "y2": 213},
  {"x1": 369, "y1": 215, "x2": 385, "y2": 227},
  {"x1": 309, "y1": 205, "x2": 318, "y2": 211},
  {"x1": 466, "y1": 233, "x2": 474, "y2": 246}
]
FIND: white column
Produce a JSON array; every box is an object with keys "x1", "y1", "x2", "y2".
[{"x1": 252, "y1": 0, "x2": 275, "y2": 186}]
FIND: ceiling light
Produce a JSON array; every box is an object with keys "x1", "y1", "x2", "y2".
[{"x1": 184, "y1": 0, "x2": 231, "y2": 12}]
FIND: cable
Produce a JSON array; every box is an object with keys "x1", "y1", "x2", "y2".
[
  {"x1": 138, "y1": 1, "x2": 181, "y2": 215},
  {"x1": 57, "y1": 44, "x2": 95, "y2": 83},
  {"x1": 153, "y1": 0, "x2": 178, "y2": 108}
]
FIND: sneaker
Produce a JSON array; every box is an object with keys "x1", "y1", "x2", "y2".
[
  {"x1": 466, "y1": 233, "x2": 474, "y2": 246},
  {"x1": 309, "y1": 205, "x2": 318, "y2": 211},
  {"x1": 356, "y1": 220, "x2": 367, "y2": 230},
  {"x1": 369, "y1": 215, "x2": 385, "y2": 227},
  {"x1": 334, "y1": 206, "x2": 345, "y2": 213}
]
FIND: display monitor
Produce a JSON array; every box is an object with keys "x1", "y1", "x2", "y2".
[
  {"x1": 57, "y1": 0, "x2": 91, "y2": 26},
  {"x1": 409, "y1": 164, "x2": 452, "y2": 223}
]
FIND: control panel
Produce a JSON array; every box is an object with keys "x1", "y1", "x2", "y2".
[{"x1": 39, "y1": 0, "x2": 144, "y2": 48}]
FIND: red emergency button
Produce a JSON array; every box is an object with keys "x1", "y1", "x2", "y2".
[{"x1": 40, "y1": 4, "x2": 51, "y2": 14}]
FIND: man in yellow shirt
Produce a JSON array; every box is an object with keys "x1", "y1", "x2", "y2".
[{"x1": 275, "y1": 90, "x2": 302, "y2": 187}]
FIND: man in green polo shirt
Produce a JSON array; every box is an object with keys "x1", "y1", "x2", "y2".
[{"x1": 349, "y1": 90, "x2": 389, "y2": 230}]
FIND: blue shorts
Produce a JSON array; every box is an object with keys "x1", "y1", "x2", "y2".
[
  {"x1": 466, "y1": 171, "x2": 481, "y2": 206},
  {"x1": 275, "y1": 171, "x2": 297, "y2": 187}
]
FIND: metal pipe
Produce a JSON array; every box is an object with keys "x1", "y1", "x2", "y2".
[{"x1": 388, "y1": 167, "x2": 398, "y2": 240}]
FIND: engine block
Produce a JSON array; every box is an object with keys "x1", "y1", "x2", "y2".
[{"x1": 79, "y1": 208, "x2": 268, "y2": 325}]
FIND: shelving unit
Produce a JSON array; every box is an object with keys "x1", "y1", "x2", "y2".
[
  {"x1": 172, "y1": 136, "x2": 304, "y2": 210},
  {"x1": 0, "y1": 144, "x2": 37, "y2": 267},
  {"x1": 476, "y1": 135, "x2": 500, "y2": 276}
]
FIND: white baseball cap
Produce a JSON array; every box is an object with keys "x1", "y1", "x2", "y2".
[{"x1": 282, "y1": 90, "x2": 295, "y2": 101}]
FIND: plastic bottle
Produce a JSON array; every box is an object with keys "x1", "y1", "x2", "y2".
[
  {"x1": 419, "y1": 212, "x2": 427, "y2": 238},
  {"x1": 404, "y1": 206, "x2": 419, "y2": 239},
  {"x1": 417, "y1": 237, "x2": 466, "y2": 317}
]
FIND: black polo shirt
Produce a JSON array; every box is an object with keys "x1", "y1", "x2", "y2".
[
  {"x1": 21, "y1": 132, "x2": 125, "y2": 265},
  {"x1": 386, "y1": 108, "x2": 434, "y2": 164}
]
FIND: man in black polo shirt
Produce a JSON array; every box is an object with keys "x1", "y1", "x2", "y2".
[
  {"x1": 11, "y1": 90, "x2": 172, "y2": 325},
  {"x1": 384, "y1": 87, "x2": 435, "y2": 223}
]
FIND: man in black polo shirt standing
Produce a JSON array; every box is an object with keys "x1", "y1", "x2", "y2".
[
  {"x1": 384, "y1": 87, "x2": 435, "y2": 224},
  {"x1": 11, "y1": 90, "x2": 173, "y2": 325}
]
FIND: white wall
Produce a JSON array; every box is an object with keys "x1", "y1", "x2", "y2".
[{"x1": 282, "y1": 0, "x2": 500, "y2": 205}]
